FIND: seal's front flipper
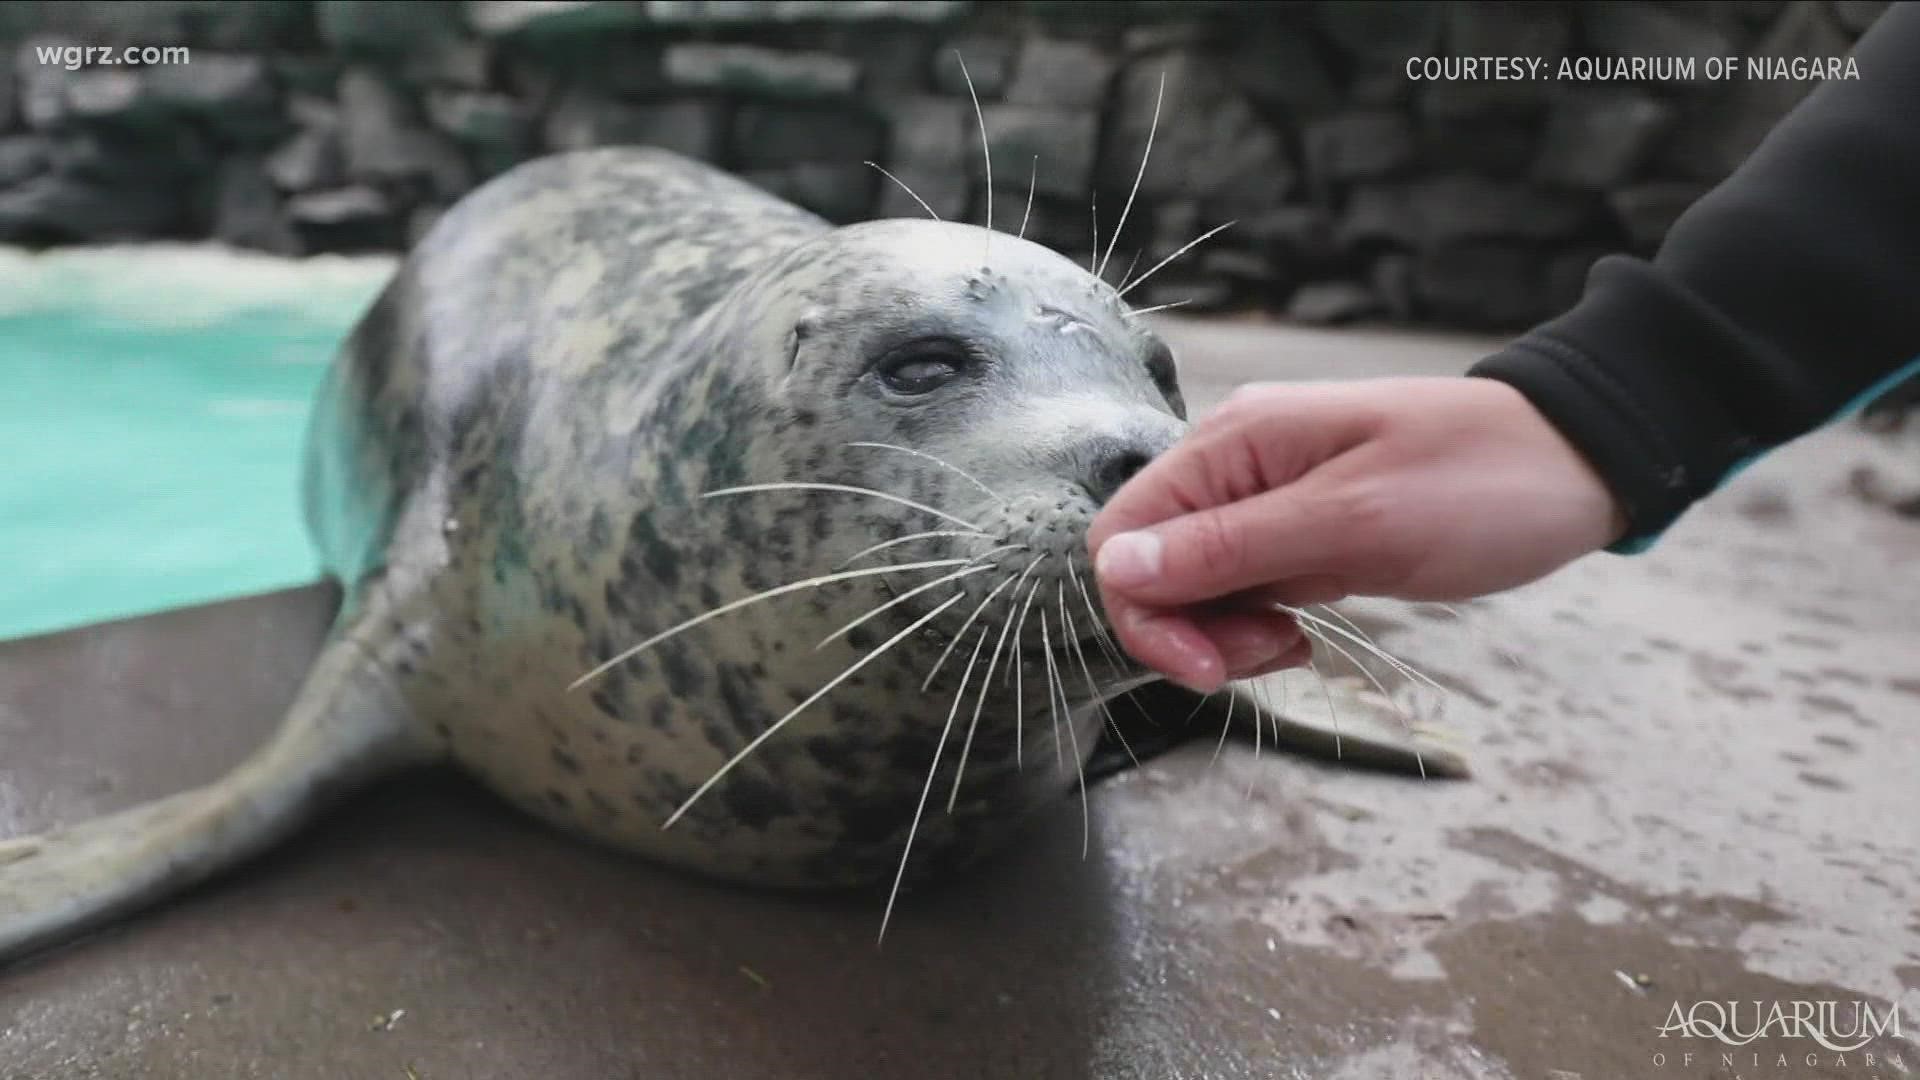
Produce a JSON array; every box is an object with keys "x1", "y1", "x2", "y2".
[
  {"x1": 0, "y1": 611, "x2": 430, "y2": 967},
  {"x1": 1086, "y1": 673, "x2": 1471, "y2": 785},
  {"x1": 1231, "y1": 670, "x2": 1471, "y2": 779}
]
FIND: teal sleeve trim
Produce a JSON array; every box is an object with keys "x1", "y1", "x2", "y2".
[
  {"x1": 1608, "y1": 533, "x2": 1659, "y2": 555},
  {"x1": 1829, "y1": 352, "x2": 1920, "y2": 423},
  {"x1": 1604, "y1": 352, "x2": 1920, "y2": 556}
]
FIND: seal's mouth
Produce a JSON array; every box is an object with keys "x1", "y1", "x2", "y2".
[
  {"x1": 891, "y1": 580, "x2": 1130, "y2": 679},
  {"x1": 1017, "y1": 631, "x2": 1123, "y2": 668},
  {"x1": 911, "y1": 619, "x2": 1122, "y2": 678},
  {"x1": 875, "y1": 559, "x2": 1119, "y2": 646},
  {"x1": 832, "y1": 479, "x2": 1127, "y2": 681}
]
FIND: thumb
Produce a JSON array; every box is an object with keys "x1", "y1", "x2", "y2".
[{"x1": 1092, "y1": 479, "x2": 1373, "y2": 609}]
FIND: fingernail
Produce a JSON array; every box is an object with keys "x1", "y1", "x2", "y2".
[{"x1": 1096, "y1": 531, "x2": 1162, "y2": 589}]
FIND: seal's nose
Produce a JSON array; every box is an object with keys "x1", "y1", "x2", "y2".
[{"x1": 1083, "y1": 443, "x2": 1155, "y2": 506}]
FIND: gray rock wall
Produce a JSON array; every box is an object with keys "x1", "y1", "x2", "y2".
[{"x1": 0, "y1": 0, "x2": 1891, "y2": 330}]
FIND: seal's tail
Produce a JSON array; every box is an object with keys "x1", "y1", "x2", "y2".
[{"x1": 0, "y1": 621, "x2": 425, "y2": 967}]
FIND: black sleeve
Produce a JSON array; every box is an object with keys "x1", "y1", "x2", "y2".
[{"x1": 1467, "y1": 3, "x2": 1920, "y2": 551}]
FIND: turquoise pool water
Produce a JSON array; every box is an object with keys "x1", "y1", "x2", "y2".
[{"x1": 0, "y1": 247, "x2": 393, "y2": 641}]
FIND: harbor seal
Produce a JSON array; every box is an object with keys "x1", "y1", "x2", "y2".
[{"x1": 0, "y1": 147, "x2": 1458, "y2": 964}]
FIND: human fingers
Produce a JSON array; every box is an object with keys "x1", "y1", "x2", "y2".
[
  {"x1": 1093, "y1": 477, "x2": 1379, "y2": 611},
  {"x1": 1102, "y1": 592, "x2": 1307, "y2": 693},
  {"x1": 1194, "y1": 608, "x2": 1305, "y2": 680},
  {"x1": 1102, "y1": 591, "x2": 1225, "y2": 694},
  {"x1": 1086, "y1": 382, "x2": 1376, "y2": 557}
]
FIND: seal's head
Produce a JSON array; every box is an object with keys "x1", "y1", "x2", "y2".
[
  {"x1": 593, "y1": 214, "x2": 1199, "y2": 889},
  {"x1": 698, "y1": 219, "x2": 1189, "y2": 669}
]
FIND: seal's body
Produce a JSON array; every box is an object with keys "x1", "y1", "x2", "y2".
[
  {"x1": 305, "y1": 145, "x2": 1166, "y2": 888},
  {"x1": 0, "y1": 149, "x2": 1457, "y2": 964}
]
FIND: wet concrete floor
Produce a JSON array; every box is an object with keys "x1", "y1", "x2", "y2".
[{"x1": 3, "y1": 316, "x2": 1918, "y2": 1079}]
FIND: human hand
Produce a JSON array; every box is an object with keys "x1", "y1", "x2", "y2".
[{"x1": 1087, "y1": 377, "x2": 1629, "y2": 693}]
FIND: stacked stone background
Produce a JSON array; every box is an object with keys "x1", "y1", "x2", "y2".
[{"x1": 0, "y1": 0, "x2": 1892, "y2": 330}]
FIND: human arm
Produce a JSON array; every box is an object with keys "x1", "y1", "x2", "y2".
[
  {"x1": 1470, "y1": 2, "x2": 1920, "y2": 550},
  {"x1": 1088, "y1": 6, "x2": 1920, "y2": 692}
]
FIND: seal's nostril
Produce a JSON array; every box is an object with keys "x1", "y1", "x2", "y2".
[{"x1": 1085, "y1": 448, "x2": 1153, "y2": 507}]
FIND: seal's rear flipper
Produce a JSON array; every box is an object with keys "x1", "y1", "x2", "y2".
[
  {"x1": 1086, "y1": 673, "x2": 1471, "y2": 785},
  {"x1": 0, "y1": 614, "x2": 428, "y2": 967}
]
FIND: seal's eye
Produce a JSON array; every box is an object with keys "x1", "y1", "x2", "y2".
[
  {"x1": 1145, "y1": 341, "x2": 1187, "y2": 419},
  {"x1": 875, "y1": 340, "x2": 968, "y2": 397},
  {"x1": 1145, "y1": 342, "x2": 1178, "y2": 395}
]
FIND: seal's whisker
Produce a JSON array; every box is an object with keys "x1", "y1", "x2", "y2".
[
  {"x1": 1120, "y1": 251, "x2": 1141, "y2": 293},
  {"x1": 1098, "y1": 69, "x2": 1164, "y2": 282},
  {"x1": 948, "y1": 566, "x2": 1032, "y2": 812},
  {"x1": 1067, "y1": 561, "x2": 1152, "y2": 721},
  {"x1": 1309, "y1": 603, "x2": 1456, "y2": 699},
  {"x1": 1059, "y1": 557, "x2": 1159, "y2": 726},
  {"x1": 954, "y1": 50, "x2": 992, "y2": 264},
  {"x1": 1060, "y1": 584, "x2": 1139, "y2": 770},
  {"x1": 1282, "y1": 604, "x2": 1447, "y2": 695},
  {"x1": 930, "y1": 554, "x2": 1044, "y2": 694},
  {"x1": 1009, "y1": 572, "x2": 1046, "y2": 766},
  {"x1": 570, "y1": 557, "x2": 973, "y2": 689},
  {"x1": 703, "y1": 482, "x2": 983, "y2": 532},
  {"x1": 1305, "y1": 604, "x2": 1415, "y2": 681},
  {"x1": 918, "y1": 570, "x2": 1023, "y2": 691},
  {"x1": 820, "y1": 541, "x2": 1019, "y2": 654},
  {"x1": 1070, "y1": 586, "x2": 1122, "y2": 684},
  {"x1": 1006, "y1": 567, "x2": 1045, "y2": 693},
  {"x1": 1089, "y1": 192, "x2": 1100, "y2": 277},
  {"x1": 1300, "y1": 624, "x2": 1428, "y2": 780},
  {"x1": 1210, "y1": 687, "x2": 1238, "y2": 767},
  {"x1": 1307, "y1": 657, "x2": 1344, "y2": 760},
  {"x1": 662, "y1": 593, "x2": 967, "y2": 831},
  {"x1": 836, "y1": 529, "x2": 992, "y2": 570},
  {"x1": 864, "y1": 162, "x2": 940, "y2": 222},
  {"x1": 1269, "y1": 679, "x2": 1287, "y2": 746},
  {"x1": 1249, "y1": 672, "x2": 1264, "y2": 776},
  {"x1": 1124, "y1": 299, "x2": 1192, "y2": 319},
  {"x1": 878, "y1": 625, "x2": 990, "y2": 946},
  {"x1": 1116, "y1": 221, "x2": 1237, "y2": 300},
  {"x1": 1073, "y1": 581, "x2": 1157, "y2": 729},
  {"x1": 1247, "y1": 681, "x2": 1277, "y2": 801},
  {"x1": 1018, "y1": 155, "x2": 1037, "y2": 241},
  {"x1": 813, "y1": 561, "x2": 1002, "y2": 652},
  {"x1": 845, "y1": 441, "x2": 1003, "y2": 502},
  {"x1": 1040, "y1": 613, "x2": 1091, "y2": 860},
  {"x1": 1066, "y1": 560, "x2": 1123, "y2": 664},
  {"x1": 1311, "y1": 604, "x2": 1374, "y2": 645},
  {"x1": 1040, "y1": 612, "x2": 1066, "y2": 775},
  {"x1": 1182, "y1": 691, "x2": 1212, "y2": 727}
]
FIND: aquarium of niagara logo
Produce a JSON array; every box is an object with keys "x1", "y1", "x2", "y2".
[{"x1": 1649, "y1": 999, "x2": 1911, "y2": 1070}]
